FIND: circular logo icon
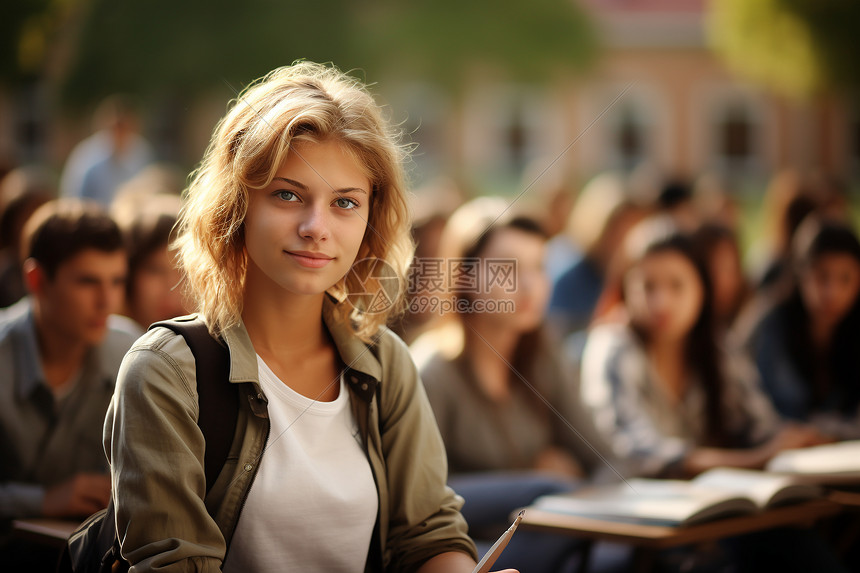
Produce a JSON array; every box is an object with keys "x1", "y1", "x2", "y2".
[{"x1": 344, "y1": 258, "x2": 401, "y2": 315}]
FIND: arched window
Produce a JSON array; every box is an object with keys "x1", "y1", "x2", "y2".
[
  {"x1": 504, "y1": 100, "x2": 528, "y2": 173},
  {"x1": 707, "y1": 91, "x2": 763, "y2": 175},
  {"x1": 719, "y1": 103, "x2": 752, "y2": 162},
  {"x1": 615, "y1": 104, "x2": 646, "y2": 172},
  {"x1": 606, "y1": 97, "x2": 654, "y2": 174}
]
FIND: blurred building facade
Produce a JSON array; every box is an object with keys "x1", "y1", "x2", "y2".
[
  {"x1": 0, "y1": 0, "x2": 858, "y2": 192},
  {"x1": 394, "y1": 0, "x2": 859, "y2": 195}
]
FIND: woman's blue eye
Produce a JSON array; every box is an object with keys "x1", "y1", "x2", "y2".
[
  {"x1": 276, "y1": 190, "x2": 299, "y2": 201},
  {"x1": 334, "y1": 197, "x2": 358, "y2": 210}
]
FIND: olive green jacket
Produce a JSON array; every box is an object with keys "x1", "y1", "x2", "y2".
[{"x1": 104, "y1": 300, "x2": 476, "y2": 572}]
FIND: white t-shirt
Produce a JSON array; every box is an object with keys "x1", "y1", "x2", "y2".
[{"x1": 222, "y1": 356, "x2": 378, "y2": 573}]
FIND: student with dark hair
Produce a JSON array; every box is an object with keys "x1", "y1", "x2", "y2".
[
  {"x1": 549, "y1": 198, "x2": 647, "y2": 341},
  {"x1": 747, "y1": 170, "x2": 820, "y2": 290},
  {"x1": 580, "y1": 216, "x2": 818, "y2": 479},
  {"x1": 579, "y1": 216, "x2": 847, "y2": 572},
  {"x1": 741, "y1": 217, "x2": 860, "y2": 439},
  {"x1": 111, "y1": 192, "x2": 189, "y2": 329},
  {"x1": 0, "y1": 199, "x2": 139, "y2": 568},
  {"x1": 691, "y1": 223, "x2": 749, "y2": 331},
  {"x1": 414, "y1": 197, "x2": 617, "y2": 573},
  {"x1": 0, "y1": 166, "x2": 54, "y2": 308}
]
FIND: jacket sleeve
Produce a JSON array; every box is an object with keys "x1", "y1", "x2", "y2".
[
  {"x1": 104, "y1": 330, "x2": 225, "y2": 572},
  {"x1": 376, "y1": 331, "x2": 478, "y2": 571}
]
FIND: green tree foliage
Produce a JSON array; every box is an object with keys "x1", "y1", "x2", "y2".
[
  {"x1": 709, "y1": 0, "x2": 860, "y2": 98},
  {"x1": 0, "y1": 0, "x2": 55, "y2": 83},
  {"x1": 359, "y1": 0, "x2": 597, "y2": 87},
  {"x1": 50, "y1": 0, "x2": 595, "y2": 108}
]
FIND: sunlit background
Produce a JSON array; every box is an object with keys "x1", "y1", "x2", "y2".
[{"x1": 1, "y1": 0, "x2": 859, "y2": 240}]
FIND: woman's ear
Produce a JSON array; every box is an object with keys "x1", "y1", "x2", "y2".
[{"x1": 22, "y1": 258, "x2": 45, "y2": 295}]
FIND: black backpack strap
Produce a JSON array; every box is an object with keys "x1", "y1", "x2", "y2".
[
  {"x1": 151, "y1": 318, "x2": 237, "y2": 493},
  {"x1": 61, "y1": 318, "x2": 237, "y2": 573}
]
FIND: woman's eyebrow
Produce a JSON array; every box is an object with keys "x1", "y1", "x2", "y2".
[
  {"x1": 273, "y1": 176, "x2": 367, "y2": 195},
  {"x1": 330, "y1": 187, "x2": 367, "y2": 195},
  {"x1": 273, "y1": 177, "x2": 308, "y2": 190}
]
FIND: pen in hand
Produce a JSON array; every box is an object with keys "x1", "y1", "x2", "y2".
[{"x1": 472, "y1": 510, "x2": 525, "y2": 573}]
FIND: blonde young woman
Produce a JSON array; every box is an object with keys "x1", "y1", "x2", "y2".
[{"x1": 104, "y1": 63, "x2": 516, "y2": 573}]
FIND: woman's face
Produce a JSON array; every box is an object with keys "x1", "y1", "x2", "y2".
[
  {"x1": 800, "y1": 253, "x2": 860, "y2": 329},
  {"x1": 129, "y1": 246, "x2": 189, "y2": 328},
  {"x1": 624, "y1": 250, "x2": 705, "y2": 343},
  {"x1": 243, "y1": 139, "x2": 370, "y2": 299},
  {"x1": 473, "y1": 227, "x2": 550, "y2": 333}
]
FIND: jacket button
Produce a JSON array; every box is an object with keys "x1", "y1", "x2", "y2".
[
  {"x1": 244, "y1": 463, "x2": 253, "y2": 472},
  {"x1": 350, "y1": 375, "x2": 359, "y2": 384},
  {"x1": 361, "y1": 383, "x2": 368, "y2": 391}
]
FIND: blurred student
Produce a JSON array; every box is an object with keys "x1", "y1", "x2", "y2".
[
  {"x1": 579, "y1": 216, "x2": 851, "y2": 572},
  {"x1": 393, "y1": 176, "x2": 463, "y2": 344},
  {"x1": 0, "y1": 166, "x2": 54, "y2": 308},
  {"x1": 549, "y1": 173, "x2": 647, "y2": 340},
  {"x1": 518, "y1": 160, "x2": 578, "y2": 285},
  {"x1": 111, "y1": 190, "x2": 189, "y2": 329},
  {"x1": 0, "y1": 199, "x2": 139, "y2": 567},
  {"x1": 547, "y1": 173, "x2": 622, "y2": 285},
  {"x1": 60, "y1": 96, "x2": 152, "y2": 206},
  {"x1": 746, "y1": 169, "x2": 819, "y2": 290},
  {"x1": 414, "y1": 197, "x2": 617, "y2": 573},
  {"x1": 692, "y1": 223, "x2": 749, "y2": 332},
  {"x1": 655, "y1": 179, "x2": 699, "y2": 231},
  {"x1": 550, "y1": 200, "x2": 647, "y2": 342},
  {"x1": 692, "y1": 173, "x2": 741, "y2": 231},
  {"x1": 740, "y1": 217, "x2": 860, "y2": 440},
  {"x1": 580, "y1": 216, "x2": 822, "y2": 480}
]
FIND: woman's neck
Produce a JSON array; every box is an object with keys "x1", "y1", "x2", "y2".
[
  {"x1": 646, "y1": 336, "x2": 688, "y2": 403},
  {"x1": 808, "y1": 316, "x2": 836, "y2": 351},
  {"x1": 462, "y1": 316, "x2": 521, "y2": 402},
  {"x1": 241, "y1": 275, "x2": 328, "y2": 359},
  {"x1": 33, "y1": 313, "x2": 89, "y2": 390}
]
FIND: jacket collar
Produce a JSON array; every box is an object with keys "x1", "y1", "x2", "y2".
[{"x1": 220, "y1": 295, "x2": 381, "y2": 403}]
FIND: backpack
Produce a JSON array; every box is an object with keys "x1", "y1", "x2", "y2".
[{"x1": 57, "y1": 318, "x2": 238, "y2": 573}]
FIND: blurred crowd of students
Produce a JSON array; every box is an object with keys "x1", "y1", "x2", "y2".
[
  {"x1": 1, "y1": 96, "x2": 859, "y2": 573},
  {"x1": 400, "y1": 167, "x2": 860, "y2": 572},
  {"x1": 0, "y1": 100, "x2": 190, "y2": 569}
]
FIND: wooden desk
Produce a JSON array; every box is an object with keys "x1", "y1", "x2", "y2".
[{"x1": 518, "y1": 499, "x2": 843, "y2": 572}]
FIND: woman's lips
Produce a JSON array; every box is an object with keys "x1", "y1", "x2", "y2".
[{"x1": 286, "y1": 250, "x2": 334, "y2": 268}]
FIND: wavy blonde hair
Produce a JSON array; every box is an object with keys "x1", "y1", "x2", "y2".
[{"x1": 175, "y1": 62, "x2": 414, "y2": 341}]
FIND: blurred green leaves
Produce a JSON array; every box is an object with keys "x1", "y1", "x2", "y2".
[
  {"x1": 359, "y1": 0, "x2": 597, "y2": 86},
  {"x1": 2, "y1": 0, "x2": 597, "y2": 108},
  {"x1": 709, "y1": 0, "x2": 860, "y2": 99},
  {"x1": 0, "y1": 0, "x2": 56, "y2": 83}
]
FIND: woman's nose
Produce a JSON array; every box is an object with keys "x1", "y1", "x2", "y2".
[{"x1": 298, "y1": 204, "x2": 330, "y2": 242}]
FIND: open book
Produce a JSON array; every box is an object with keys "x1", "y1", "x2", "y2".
[
  {"x1": 766, "y1": 440, "x2": 860, "y2": 484},
  {"x1": 532, "y1": 468, "x2": 821, "y2": 527}
]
